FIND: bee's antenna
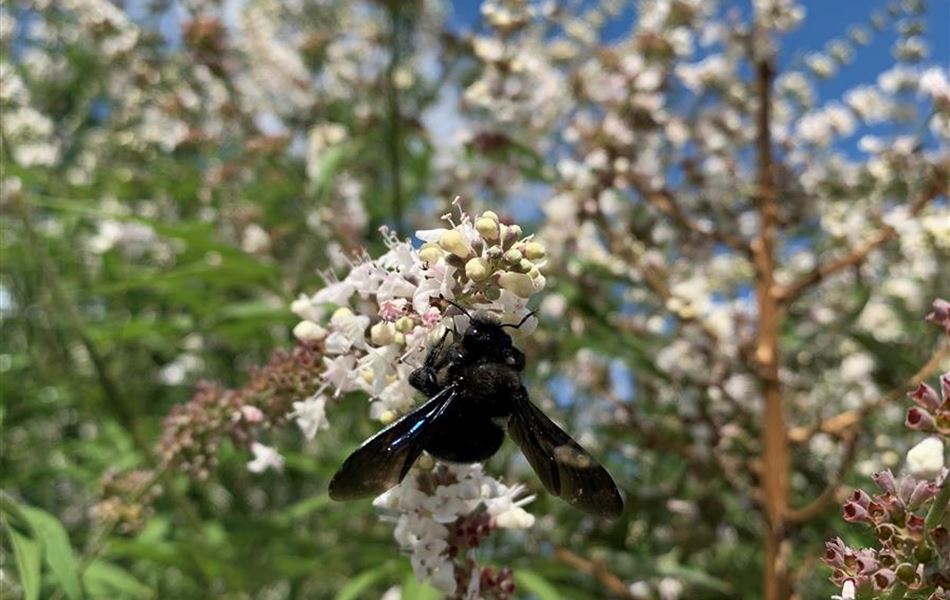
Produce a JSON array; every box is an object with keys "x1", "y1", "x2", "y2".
[
  {"x1": 439, "y1": 295, "x2": 472, "y2": 321},
  {"x1": 501, "y1": 311, "x2": 537, "y2": 330}
]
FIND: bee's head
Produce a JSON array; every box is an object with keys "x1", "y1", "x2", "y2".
[
  {"x1": 461, "y1": 316, "x2": 511, "y2": 353},
  {"x1": 461, "y1": 315, "x2": 526, "y2": 370}
]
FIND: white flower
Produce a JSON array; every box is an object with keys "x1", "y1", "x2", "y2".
[
  {"x1": 905, "y1": 437, "x2": 945, "y2": 479},
  {"x1": 241, "y1": 224, "x2": 270, "y2": 254},
  {"x1": 832, "y1": 579, "x2": 856, "y2": 600},
  {"x1": 247, "y1": 442, "x2": 284, "y2": 473},
  {"x1": 290, "y1": 394, "x2": 330, "y2": 439},
  {"x1": 322, "y1": 354, "x2": 357, "y2": 395}
]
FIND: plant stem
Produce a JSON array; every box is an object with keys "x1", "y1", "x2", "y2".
[
  {"x1": 925, "y1": 475, "x2": 950, "y2": 531},
  {"x1": 751, "y1": 39, "x2": 791, "y2": 600},
  {"x1": 887, "y1": 583, "x2": 907, "y2": 600},
  {"x1": 386, "y1": 3, "x2": 404, "y2": 234}
]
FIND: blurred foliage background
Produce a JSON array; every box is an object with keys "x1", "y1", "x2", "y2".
[{"x1": 1, "y1": 0, "x2": 948, "y2": 599}]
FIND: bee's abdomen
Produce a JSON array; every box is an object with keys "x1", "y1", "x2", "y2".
[{"x1": 424, "y1": 411, "x2": 505, "y2": 463}]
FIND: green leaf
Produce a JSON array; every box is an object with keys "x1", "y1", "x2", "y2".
[
  {"x1": 334, "y1": 563, "x2": 393, "y2": 600},
  {"x1": 83, "y1": 560, "x2": 152, "y2": 599},
  {"x1": 270, "y1": 493, "x2": 331, "y2": 526},
  {"x1": 514, "y1": 569, "x2": 562, "y2": 600},
  {"x1": 21, "y1": 506, "x2": 84, "y2": 600},
  {"x1": 9, "y1": 527, "x2": 42, "y2": 600},
  {"x1": 656, "y1": 559, "x2": 732, "y2": 594},
  {"x1": 401, "y1": 573, "x2": 440, "y2": 600}
]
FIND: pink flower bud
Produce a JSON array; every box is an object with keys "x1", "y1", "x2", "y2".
[
  {"x1": 843, "y1": 501, "x2": 871, "y2": 523},
  {"x1": 906, "y1": 513, "x2": 925, "y2": 537},
  {"x1": 850, "y1": 488, "x2": 872, "y2": 508},
  {"x1": 905, "y1": 407, "x2": 935, "y2": 431},
  {"x1": 872, "y1": 568, "x2": 896, "y2": 591},
  {"x1": 872, "y1": 470, "x2": 897, "y2": 495},
  {"x1": 909, "y1": 382, "x2": 940, "y2": 411},
  {"x1": 907, "y1": 481, "x2": 938, "y2": 510},
  {"x1": 855, "y1": 549, "x2": 879, "y2": 574},
  {"x1": 924, "y1": 298, "x2": 950, "y2": 334}
]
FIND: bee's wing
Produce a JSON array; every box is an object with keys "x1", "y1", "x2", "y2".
[
  {"x1": 508, "y1": 386, "x2": 624, "y2": 519},
  {"x1": 328, "y1": 385, "x2": 458, "y2": 501}
]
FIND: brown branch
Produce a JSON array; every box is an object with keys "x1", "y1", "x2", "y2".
[
  {"x1": 785, "y1": 430, "x2": 859, "y2": 524},
  {"x1": 788, "y1": 343, "x2": 950, "y2": 443},
  {"x1": 554, "y1": 547, "x2": 637, "y2": 599},
  {"x1": 631, "y1": 176, "x2": 753, "y2": 258},
  {"x1": 751, "y1": 52, "x2": 791, "y2": 600},
  {"x1": 776, "y1": 174, "x2": 945, "y2": 305}
]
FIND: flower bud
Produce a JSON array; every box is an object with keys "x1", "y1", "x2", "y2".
[
  {"x1": 909, "y1": 382, "x2": 940, "y2": 411},
  {"x1": 480, "y1": 210, "x2": 499, "y2": 222},
  {"x1": 907, "y1": 480, "x2": 938, "y2": 510},
  {"x1": 906, "y1": 401, "x2": 938, "y2": 432},
  {"x1": 873, "y1": 470, "x2": 897, "y2": 495},
  {"x1": 370, "y1": 321, "x2": 396, "y2": 345},
  {"x1": 895, "y1": 563, "x2": 917, "y2": 584},
  {"x1": 523, "y1": 241, "x2": 546, "y2": 259},
  {"x1": 518, "y1": 258, "x2": 534, "y2": 273},
  {"x1": 498, "y1": 272, "x2": 536, "y2": 298},
  {"x1": 293, "y1": 320, "x2": 327, "y2": 341},
  {"x1": 395, "y1": 316, "x2": 414, "y2": 333},
  {"x1": 486, "y1": 246, "x2": 503, "y2": 259},
  {"x1": 872, "y1": 568, "x2": 895, "y2": 590},
  {"x1": 842, "y1": 501, "x2": 871, "y2": 523},
  {"x1": 420, "y1": 242, "x2": 443, "y2": 264},
  {"x1": 500, "y1": 225, "x2": 519, "y2": 249},
  {"x1": 504, "y1": 249, "x2": 523, "y2": 263},
  {"x1": 465, "y1": 257, "x2": 491, "y2": 282},
  {"x1": 439, "y1": 229, "x2": 471, "y2": 258},
  {"x1": 379, "y1": 410, "x2": 396, "y2": 424},
  {"x1": 476, "y1": 217, "x2": 499, "y2": 240}
]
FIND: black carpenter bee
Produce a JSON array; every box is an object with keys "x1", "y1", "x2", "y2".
[{"x1": 328, "y1": 303, "x2": 624, "y2": 519}]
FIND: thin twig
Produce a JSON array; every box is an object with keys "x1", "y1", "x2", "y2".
[
  {"x1": 554, "y1": 547, "x2": 637, "y2": 599},
  {"x1": 788, "y1": 343, "x2": 950, "y2": 444},
  {"x1": 786, "y1": 430, "x2": 859, "y2": 524},
  {"x1": 775, "y1": 174, "x2": 944, "y2": 305}
]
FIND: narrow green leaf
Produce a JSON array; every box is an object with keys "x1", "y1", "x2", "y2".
[
  {"x1": 514, "y1": 569, "x2": 562, "y2": 600},
  {"x1": 401, "y1": 572, "x2": 440, "y2": 600},
  {"x1": 9, "y1": 528, "x2": 42, "y2": 600},
  {"x1": 83, "y1": 560, "x2": 153, "y2": 599},
  {"x1": 21, "y1": 506, "x2": 84, "y2": 600},
  {"x1": 334, "y1": 563, "x2": 393, "y2": 600}
]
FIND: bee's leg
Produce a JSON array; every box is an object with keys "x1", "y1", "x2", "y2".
[{"x1": 409, "y1": 365, "x2": 440, "y2": 396}]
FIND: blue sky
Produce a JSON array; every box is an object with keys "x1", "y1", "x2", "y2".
[{"x1": 448, "y1": 0, "x2": 950, "y2": 104}]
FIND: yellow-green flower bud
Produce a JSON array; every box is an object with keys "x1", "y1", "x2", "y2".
[
  {"x1": 379, "y1": 410, "x2": 396, "y2": 424},
  {"x1": 519, "y1": 258, "x2": 534, "y2": 272},
  {"x1": 523, "y1": 241, "x2": 546, "y2": 260},
  {"x1": 439, "y1": 230, "x2": 471, "y2": 258},
  {"x1": 395, "y1": 316, "x2": 414, "y2": 333},
  {"x1": 419, "y1": 242, "x2": 442, "y2": 264},
  {"x1": 481, "y1": 210, "x2": 499, "y2": 222},
  {"x1": 393, "y1": 331, "x2": 406, "y2": 345},
  {"x1": 498, "y1": 272, "x2": 535, "y2": 298},
  {"x1": 504, "y1": 249, "x2": 522, "y2": 263},
  {"x1": 476, "y1": 216, "x2": 499, "y2": 240},
  {"x1": 330, "y1": 307, "x2": 354, "y2": 325},
  {"x1": 465, "y1": 257, "x2": 491, "y2": 281},
  {"x1": 370, "y1": 321, "x2": 396, "y2": 345},
  {"x1": 528, "y1": 267, "x2": 541, "y2": 279}
]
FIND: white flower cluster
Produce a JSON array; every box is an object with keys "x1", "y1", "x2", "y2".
[
  {"x1": 289, "y1": 205, "x2": 545, "y2": 438},
  {"x1": 373, "y1": 463, "x2": 535, "y2": 596}
]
